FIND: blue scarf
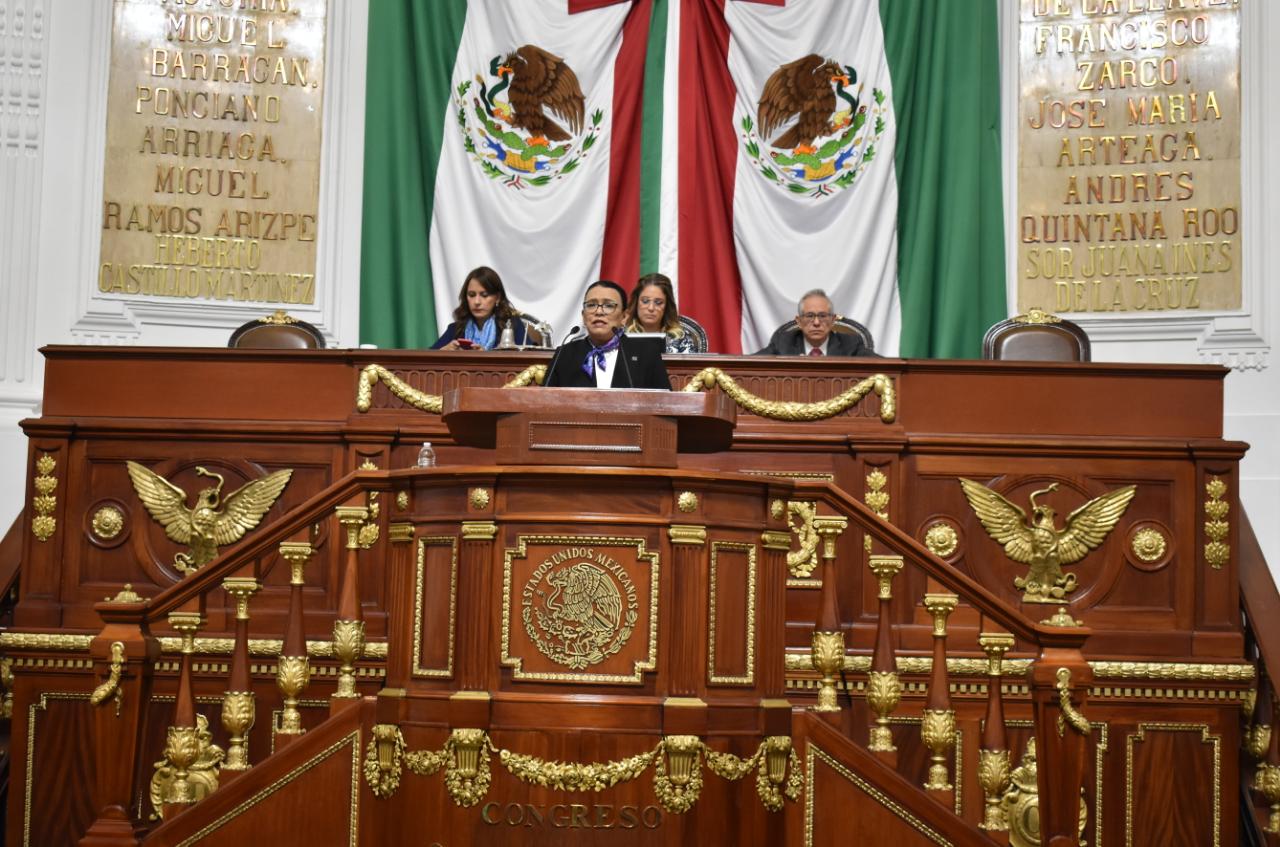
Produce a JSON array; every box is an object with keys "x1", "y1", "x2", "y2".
[
  {"x1": 462, "y1": 316, "x2": 498, "y2": 350},
  {"x1": 582, "y1": 331, "x2": 623, "y2": 378}
]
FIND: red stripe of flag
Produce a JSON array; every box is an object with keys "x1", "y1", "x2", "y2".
[
  {"x1": 569, "y1": 0, "x2": 633, "y2": 11},
  {"x1": 598, "y1": 0, "x2": 653, "y2": 287},
  {"x1": 678, "y1": 0, "x2": 744, "y2": 353}
]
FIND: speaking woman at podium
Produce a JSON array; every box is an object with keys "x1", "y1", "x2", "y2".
[{"x1": 542, "y1": 280, "x2": 671, "y2": 390}]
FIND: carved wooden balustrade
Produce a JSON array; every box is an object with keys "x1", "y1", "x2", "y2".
[
  {"x1": 73, "y1": 468, "x2": 390, "y2": 844},
  {"x1": 779, "y1": 479, "x2": 1093, "y2": 847},
  {"x1": 1239, "y1": 512, "x2": 1280, "y2": 844}
]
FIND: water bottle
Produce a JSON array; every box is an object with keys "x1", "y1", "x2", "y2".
[{"x1": 416, "y1": 442, "x2": 436, "y2": 468}]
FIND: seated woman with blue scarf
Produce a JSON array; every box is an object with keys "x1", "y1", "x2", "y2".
[{"x1": 432, "y1": 266, "x2": 529, "y2": 350}]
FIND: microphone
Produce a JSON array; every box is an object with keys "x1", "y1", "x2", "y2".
[
  {"x1": 542, "y1": 324, "x2": 580, "y2": 388},
  {"x1": 617, "y1": 329, "x2": 636, "y2": 389}
]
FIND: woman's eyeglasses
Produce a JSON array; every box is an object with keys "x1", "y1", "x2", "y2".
[{"x1": 582, "y1": 300, "x2": 620, "y2": 313}]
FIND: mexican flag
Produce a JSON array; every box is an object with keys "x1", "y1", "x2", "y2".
[
  {"x1": 361, "y1": 0, "x2": 655, "y2": 347},
  {"x1": 663, "y1": 0, "x2": 1006, "y2": 354},
  {"x1": 362, "y1": 0, "x2": 1005, "y2": 357}
]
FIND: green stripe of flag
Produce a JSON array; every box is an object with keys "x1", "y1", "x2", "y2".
[
  {"x1": 360, "y1": 0, "x2": 469, "y2": 348},
  {"x1": 638, "y1": 0, "x2": 669, "y2": 275},
  {"x1": 880, "y1": 0, "x2": 1007, "y2": 359}
]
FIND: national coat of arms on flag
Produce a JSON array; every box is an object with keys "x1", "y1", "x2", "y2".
[
  {"x1": 455, "y1": 44, "x2": 604, "y2": 189},
  {"x1": 739, "y1": 54, "x2": 890, "y2": 199}
]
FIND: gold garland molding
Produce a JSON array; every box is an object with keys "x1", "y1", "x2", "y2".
[
  {"x1": 355, "y1": 364, "x2": 547, "y2": 414},
  {"x1": 157, "y1": 637, "x2": 389, "y2": 659},
  {"x1": 783, "y1": 652, "x2": 1254, "y2": 683},
  {"x1": 1204, "y1": 476, "x2": 1230, "y2": 570},
  {"x1": 1055, "y1": 667, "x2": 1092, "y2": 736},
  {"x1": 364, "y1": 727, "x2": 802, "y2": 814},
  {"x1": 0, "y1": 633, "x2": 94, "y2": 652},
  {"x1": 0, "y1": 632, "x2": 389, "y2": 661},
  {"x1": 88, "y1": 641, "x2": 125, "y2": 713},
  {"x1": 681, "y1": 368, "x2": 896, "y2": 423},
  {"x1": 30, "y1": 453, "x2": 58, "y2": 542},
  {"x1": 1091, "y1": 660, "x2": 1254, "y2": 682}
]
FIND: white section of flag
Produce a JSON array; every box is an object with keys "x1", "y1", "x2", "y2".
[
  {"x1": 428, "y1": 0, "x2": 630, "y2": 342},
  {"x1": 725, "y1": 0, "x2": 902, "y2": 355}
]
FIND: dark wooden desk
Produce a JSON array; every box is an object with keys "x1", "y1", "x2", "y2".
[
  {"x1": 19, "y1": 347, "x2": 1242, "y2": 659},
  {"x1": 4, "y1": 347, "x2": 1249, "y2": 847}
]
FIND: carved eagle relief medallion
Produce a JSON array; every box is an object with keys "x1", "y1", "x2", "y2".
[
  {"x1": 502, "y1": 537, "x2": 659, "y2": 684},
  {"x1": 959, "y1": 478, "x2": 1136, "y2": 603},
  {"x1": 523, "y1": 556, "x2": 637, "y2": 671},
  {"x1": 127, "y1": 461, "x2": 292, "y2": 574}
]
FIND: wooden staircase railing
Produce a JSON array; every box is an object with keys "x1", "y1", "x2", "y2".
[
  {"x1": 140, "y1": 697, "x2": 369, "y2": 846},
  {"x1": 1239, "y1": 510, "x2": 1280, "y2": 843},
  {"x1": 794, "y1": 711, "x2": 995, "y2": 847},
  {"x1": 0, "y1": 514, "x2": 22, "y2": 629},
  {"x1": 791, "y1": 479, "x2": 1093, "y2": 847},
  {"x1": 81, "y1": 468, "x2": 390, "y2": 844}
]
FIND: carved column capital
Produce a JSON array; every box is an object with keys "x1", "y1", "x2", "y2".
[
  {"x1": 278, "y1": 541, "x2": 313, "y2": 585},
  {"x1": 867, "y1": 554, "x2": 903, "y2": 600},
  {"x1": 335, "y1": 505, "x2": 370, "y2": 549},
  {"x1": 979, "y1": 632, "x2": 1016, "y2": 675},
  {"x1": 923, "y1": 593, "x2": 958, "y2": 636},
  {"x1": 222, "y1": 577, "x2": 260, "y2": 620},
  {"x1": 168, "y1": 613, "x2": 203, "y2": 655}
]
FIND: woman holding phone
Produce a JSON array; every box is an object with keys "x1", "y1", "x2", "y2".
[{"x1": 431, "y1": 266, "x2": 529, "y2": 350}]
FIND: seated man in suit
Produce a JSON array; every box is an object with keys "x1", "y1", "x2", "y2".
[
  {"x1": 543, "y1": 280, "x2": 671, "y2": 389},
  {"x1": 754, "y1": 288, "x2": 873, "y2": 357}
]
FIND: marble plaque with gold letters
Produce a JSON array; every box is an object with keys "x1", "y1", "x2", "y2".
[
  {"x1": 97, "y1": 0, "x2": 327, "y2": 308},
  {"x1": 1017, "y1": 0, "x2": 1241, "y2": 316}
]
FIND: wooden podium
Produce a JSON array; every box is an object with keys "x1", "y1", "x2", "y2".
[{"x1": 441, "y1": 386, "x2": 737, "y2": 467}]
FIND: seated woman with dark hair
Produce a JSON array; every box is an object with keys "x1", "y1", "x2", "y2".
[
  {"x1": 624, "y1": 273, "x2": 697, "y2": 354},
  {"x1": 431, "y1": 266, "x2": 528, "y2": 350}
]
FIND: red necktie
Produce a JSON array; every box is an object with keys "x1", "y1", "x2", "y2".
[{"x1": 808, "y1": 347, "x2": 824, "y2": 357}]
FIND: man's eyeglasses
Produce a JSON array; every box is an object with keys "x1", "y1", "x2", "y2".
[
  {"x1": 799, "y1": 312, "x2": 833, "y2": 322},
  {"x1": 583, "y1": 300, "x2": 621, "y2": 313}
]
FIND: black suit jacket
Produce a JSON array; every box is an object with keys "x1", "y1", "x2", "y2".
[
  {"x1": 543, "y1": 337, "x2": 671, "y2": 390},
  {"x1": 753, "y1": 328, "x2": 875, "y2": 357}
]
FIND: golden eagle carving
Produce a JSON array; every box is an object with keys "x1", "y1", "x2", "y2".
[
  {"x1": 959, "y1": 479, "x2": 1136, "y2": 603},
  {"x1": 126, "y1": 461, "x2": 292, "y2": 575}
]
